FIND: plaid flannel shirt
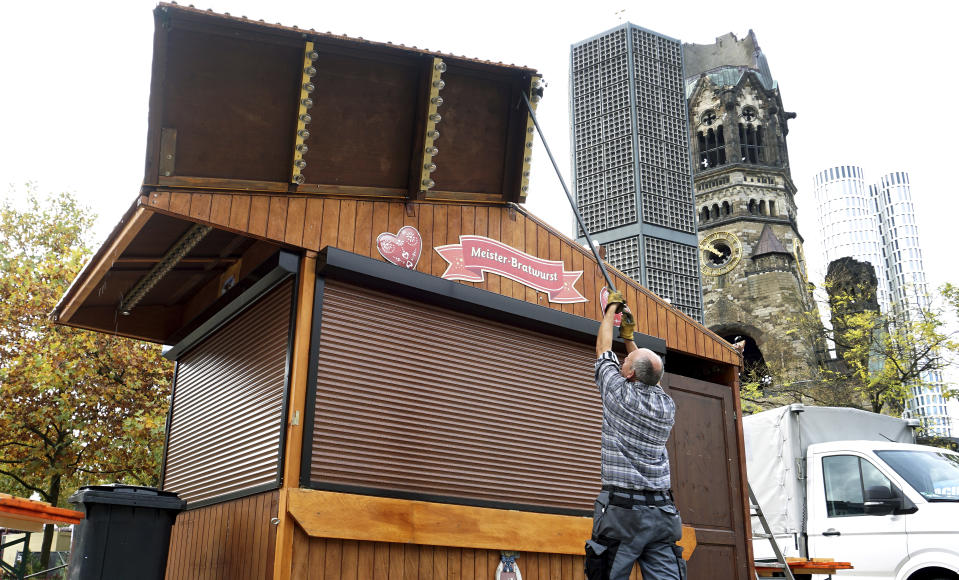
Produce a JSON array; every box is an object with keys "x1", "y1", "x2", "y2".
[{"x1": 594, "y1": 350, "x2": 675, "y2": 490}]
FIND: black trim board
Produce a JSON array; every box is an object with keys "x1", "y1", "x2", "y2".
[
  {"x1": 299, "y1": 275, "x2": 326, "y2": 488},
  {"x1": 317, "y1": 247, "x2": 666, "y2": 355},
  {"x1": 275, "y1": 264, "x2": 301, "y2": 488},
  {"x1": 182, "y1": 482, "x2": 280, "y2": 511},
  {"x1": 158, "y1": 360, "x2": 180, "y2": 490}
]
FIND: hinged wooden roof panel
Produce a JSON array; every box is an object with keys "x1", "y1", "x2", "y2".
[
  {"x1": 147, "y1": 4, "x2": 538, "y2": 202},
  {"x1": 53, "y1": 195, "x2": 281, "y2": 343}
]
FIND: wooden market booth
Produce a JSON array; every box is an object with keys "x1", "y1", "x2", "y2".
[{"x1": 54, "y1": 5, "x2": 753, "y2": 579}]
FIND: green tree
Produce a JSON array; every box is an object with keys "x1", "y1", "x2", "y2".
[
  {"x1": 740, "y1": 279, "x2": 959, "y2": 423},
  {"x1": 818, "y1": 282, "x2": 959, "y2": 419},
  {"x1": 0, "y1": 187, "x2": 173, "y2": 572}
]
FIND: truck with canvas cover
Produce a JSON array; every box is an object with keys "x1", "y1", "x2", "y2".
[{"x1": 744, "y1": 405, "x2": 959, "y2": 579}]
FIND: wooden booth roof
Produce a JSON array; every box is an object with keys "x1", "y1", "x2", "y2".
[
  {"x1": 53, "y1": 4, "x2": 740, "y2": 366},
  {"x1": 54, "y1": 191, "x2": 740, "y2": 365}
]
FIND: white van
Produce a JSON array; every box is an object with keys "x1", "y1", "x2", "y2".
[{"x1": 744, "y1": 405, "x2": 959, "y2": 579}]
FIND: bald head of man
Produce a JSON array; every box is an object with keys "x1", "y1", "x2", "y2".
[{"x1": 620, "y1": 347, "x2": 664, "y2": 385}]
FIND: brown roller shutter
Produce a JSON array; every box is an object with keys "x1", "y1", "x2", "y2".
[
  {"x1": 310, "y1": 280, "x2": 602, "y2": 512},
  {"x1": 164, "y1": 279, "x2": 294, "y2": 504}
]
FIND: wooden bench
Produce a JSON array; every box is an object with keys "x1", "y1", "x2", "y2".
[{"x1": 755, "y1": 557, "x2": 854, "y2": 577}]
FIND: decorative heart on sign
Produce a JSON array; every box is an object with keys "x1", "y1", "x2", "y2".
[{"x1": 376, "y1": 226, "x2": 422, "y2": 270}]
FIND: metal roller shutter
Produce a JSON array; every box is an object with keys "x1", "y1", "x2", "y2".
[
  {"x1": 310, "y1": 280, "x2": 603, "y2": 512},
  {"x1": 164, "y1": 279, "x2": 293, "y2": 504}
]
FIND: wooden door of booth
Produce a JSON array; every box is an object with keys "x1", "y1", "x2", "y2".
[{"x1": 664, "y1": 374, "x2": 749, "y2": 579}]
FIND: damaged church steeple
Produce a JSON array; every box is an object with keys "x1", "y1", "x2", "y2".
[{"x1": 684, "y1": 31, "x2": 818, "y2": 373}]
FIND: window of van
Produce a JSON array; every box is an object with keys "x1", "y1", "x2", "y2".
[
  {"x1": 822, "y1": 455, "x2": 896, "y2": 517},
  {"x1": 876, "y1": 450, "x2": 959, "y2": 501}
]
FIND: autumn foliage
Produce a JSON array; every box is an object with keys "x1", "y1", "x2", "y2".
[
  {"x1": 739, "y1": 277, "x2": 959, "y2": 431},
  {"x1": 0, "y1": 188, "x2": 173, "y2": 511}
]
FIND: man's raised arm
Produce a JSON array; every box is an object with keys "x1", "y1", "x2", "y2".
[{"x1": 597, "y1": 304, "x2": 618, "y2": 357}]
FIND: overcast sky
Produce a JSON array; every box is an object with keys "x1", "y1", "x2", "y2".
[{"x1": 2, "y1": 0, "x2": 956, "y2": 295}]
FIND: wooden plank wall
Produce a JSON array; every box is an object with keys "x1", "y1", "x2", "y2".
[
  {"x1": 164, "y1": 491, "x2": 279, "y2": 580},
  {"x1": 290, "y1": 528, "x2": 643, "y2": 580},
  {"x1": 143, "y1": 190, "x2": 738, "y2": 364}
]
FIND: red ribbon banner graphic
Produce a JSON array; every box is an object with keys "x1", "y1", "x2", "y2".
[{"x1": 435, "y1": 235, "x2": 587, "y2": 304}]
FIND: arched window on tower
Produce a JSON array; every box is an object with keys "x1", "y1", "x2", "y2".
[
  {"x1": 755, "y1": 127, "x2": 765, "y2": 163},
  {"x1": 697, "y1": 110, "x2": 726, "y2": 169},
  {"x1": 714, "y1": 127, "x2": 727, "y2": 166},
  {"x1": 768, "y1": 200, "x2": 776, "y2": 216},
  {"x1": 722, "y1": 201, "x2": 731, "y2": 216},
  {"x1": 748, "y1": 199, "x2": 757, "y2": 214},
  {"x1": 739, "y1": 123, "x2": 749, "y2": 163},
  {"x1": 759, "y1": 200, "x2": 767, "y2": 215},
  {"x1": 706, "y1": 129, "x2": 717, "y2": 167},
  {"x1": 697, "y1": 132, "x2": 707, "y2": 169},
  {"x1": 738, "y1": 107, "x2": 763, "y2": 164},
  {"x1": 700, "y1": 206, "x2": 710, "y2": 223},
  {"x1": 698, "y1": 128, "x2": 727, "y2": 169},
  {"x1": 745, "y1": 126, "x2": 759, "y2": 163},
  {"x1": 711, "y1": 204, "x2": 720, "y2": 219}
]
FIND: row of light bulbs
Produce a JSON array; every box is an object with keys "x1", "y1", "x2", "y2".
[
  {"x1": 421, "y1": 60, "x2": 447, "y2": 191},
  {"x1": 292, "y1": 45, "x2": 320, "y2": 184},
  {"x1": 520, "y1": 77, "x2": 543, "y2": 197}
]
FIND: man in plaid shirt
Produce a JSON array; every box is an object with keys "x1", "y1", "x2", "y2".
[{"x1": 584, "y1": 290, "x2": 685, "y2": 580}]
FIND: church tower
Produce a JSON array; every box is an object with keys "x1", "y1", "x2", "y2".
[{"x1": 683, "y1": 31, "x2": 817, "y2": 372}]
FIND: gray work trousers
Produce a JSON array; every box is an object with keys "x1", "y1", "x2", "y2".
[{"x1": 584, "y1": 490, "x2": 686, "y2": 580}]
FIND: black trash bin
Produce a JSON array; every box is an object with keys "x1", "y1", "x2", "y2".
[{"x1": 68, "y1": 484, "x2": 185, "y2": 580}]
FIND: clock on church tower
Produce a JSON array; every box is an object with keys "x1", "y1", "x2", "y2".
[{"x1": 700, "y1": 231, "x2": 742, "y2": 277}]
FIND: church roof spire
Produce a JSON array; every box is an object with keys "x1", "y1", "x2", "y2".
[{"x1": 752, "y1": 224, "x2": 791, "y2": 258}]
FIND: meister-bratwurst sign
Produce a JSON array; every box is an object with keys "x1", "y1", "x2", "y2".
[{"x1": 435, "y1": 235, "x2": 587, "y2": 304}]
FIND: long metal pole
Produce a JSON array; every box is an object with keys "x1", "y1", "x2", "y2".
[{"x1": 521, "y1": 91, "x2": 616, "y2": 293}]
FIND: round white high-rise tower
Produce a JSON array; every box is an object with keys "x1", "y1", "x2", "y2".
[
  {"x1": 871, "y1": 172, "x2": 929, "y2": 311},
  {"x1": 813, "y1": 165, "x2": 889, "y2": 310},
  {"x1": 871, "y1": 171, "x2": 948, "y2": 436}
]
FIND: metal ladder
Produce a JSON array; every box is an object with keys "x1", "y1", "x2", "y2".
[{"x1": 749, "y1": 484, "x2": 795, "y2": 580}]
